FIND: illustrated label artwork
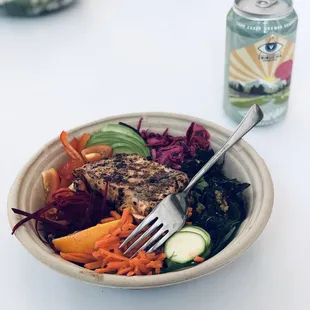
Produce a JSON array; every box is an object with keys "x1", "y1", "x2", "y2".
[{"x1": 229, "y1": 36, "x2": 295, "y2": 107}]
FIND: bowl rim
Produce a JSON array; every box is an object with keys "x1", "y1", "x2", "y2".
[{"x1": 7, "y1": 112, "x2": 274, "y2": 289}]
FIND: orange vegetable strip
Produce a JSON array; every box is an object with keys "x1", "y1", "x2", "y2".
[
  {"x1": 101, "y1": 217, "x2": 116, "y2": 224},
  {"x1": 145, "y1": 253, "x2": 156, "y2": 260},
  {"x1": 120, "y1": 207, "x2": 131, "y2": 225},
  {"x1": 138, "y1": 264, "x2": 151, "y2": 274},
  {"x1": 193, "y1": 256, "x2": 205, "y2": 263},
  {"x1": 84, "y1": 261, "x2": 102, "y2": 270},
  {"x1": 111, "y1": 228, "x2": 122, "y2": 236},
  {"x1": 134, "y1": 266, "x2": 142, "y2": 275},
  {"x1": 95, "y1": 236, "x2": 119, "y2": 248},
  {"x1": 137, "y1": 251, "x2": 146, "y2": 258},
  {"x1": 146, "y1": 261, "x2": 163, "y2": 269},
  {"x1": 122, "y1": 223, "x2": 136, "y2": 231},
  {"x1": 94, "y1": 268, "x2": 115, "y2": 274},
  {"x1": 77, "y1": 133, "x2": 90, "y2": 153},
  {"x1": 92, "y1": 250, "x2": 102, "y2": 260},
  {"x1": 107, "y1": 261, "x2": 128, "y2": 269},
  {"x1": 97, "y1": 233, "x2": 111, "y2": 242},
  {"x1": 139, "y1": 258, "x2": 151, "y2": 265},
  {"x1": 60, "y1": 253, "x2": 92, "y2": 264},
  {"x1": 156, "y1": 253, "x2": 167, "y2": 261},
  {"x1": 60, "y1": 131, "x2": 84, "y2": 162},
  {"x1": 125, "y1": 214, "x2": 134, "y2": 225},
  {"x1": 113, "y1": 247, "x2": 123, "y2": 255},
  {"x1": 66, "y1": 253, "x2": 95, "y2": 261},
  {"x1": 100, "y1": 249, "x2": 129, "y2": 261},
  {"x1": 130, "y1": 258, "x2": 139, "y2": 267},
  {"x1": 99, "y1": 244, "x2": 119, "y2": 251},
  {"x1": 186, "y1": 222, "x2": 192, "y2": 226},
  {"x1": 127, "y1": 271, "x2": 135, "y2": 277},
  {"x1": 117, "y1": 267, "x2": 134, "y2": 275},
  {"x1": 70, "y1": 137, "x2": 79, "y2": 151},
  {"x1": 147, "y1": 271, "x2": 153, "y2": 275},
  {"x1": 118, "y1": 230, "x2": 133, "y2": 238},
  {"x1": 110, "y1": 211, "x2": 121, "y2": 219},
  {"x1": 103, "y1": 256, "x2": 115, "y2": 265},
  {"x1": 155, "y1": 268, "x2": 161, "y2": 274}
]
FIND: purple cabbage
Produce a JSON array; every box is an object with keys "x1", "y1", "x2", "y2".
[{"x1": 140, "y1": 122, "x2": 210, "y2": 169}]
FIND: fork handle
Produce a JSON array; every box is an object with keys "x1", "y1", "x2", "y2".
[{"x1": 183, "y1": 104, "x2": 263, "y2": 196}]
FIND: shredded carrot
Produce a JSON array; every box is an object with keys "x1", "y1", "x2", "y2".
[
  {"x1": 118, "y1": 230, "x2": 133, "y2": 238},
  {"x1": 111, "y1": 227, "x2": 122, "y2": 236},
  {"x1": 60, "y1": 253, "x2": 94, "y2": 264},
  {"x1": 193, "y1": 256, "x2": 205, "y2": 263},
  {"x1": 127, "y1": 271, "x2": 135, "y2": 277},
  {"x1": 107, "y1": 261, "x2": 128, "y2": 269},
  {"x1": 126, "y1": 214, "x2": 134, "y2": 225},
  {"x1": 84, "y1": 261, "x2": 102, "y2": 270},
  {"x1": 134, "y1": 266, "x2": 142, "y2": 275},
  {"x1": 146, "y1": 261, "x2": 163, "y2": 269},
  {"x1": 113, "y1": 247, "x2": 123, "y2": 255},
  {"x1": 138, "y1": 263, "x2": 151, "y2": 274},
  {"x1": 139, "y1": 258, "x2": 151, "y2": 265},
  {"x1": 122, "y1": 223, "x2": 136, "y2": 231},
  {"x1": 156, "y1": 253, "x2": 167, "y2": 261},
  {"x1": 117, "y1": 267, "x2": 134, "y2": 275},
  {"x1": 186, "y1": 222, "x2": 192, "y2": 226},
  {"x1": 120, "y1": 207, "x2": 131, "y2": 225},
  {"x1": 95, "y1": 236, "x2": 119, "y2": 248},
  {"x1": 103, "y1": 256, "x2": 114, "y2": 265},
  {"x1": 110, "y1": 210, "x2": 121, "y2": 219},
  {"x1": 66, "y1": 253, "x2": 95, "y2": 261},
  {"x1": 101, "y1": 217, "x2": 116, "y2": 224},
  {"x1": 95, "y1": 268, "x2": 115, "y2": 274},
  {"x1": 60, "y1": 207, "x2": 167, "y2": 276},
  {"x1": 145, "y1": 252, "x2": 156, "y2": 260},
  {"x1": 100, "y1": 249, "x2": 129, "y2": 261}
]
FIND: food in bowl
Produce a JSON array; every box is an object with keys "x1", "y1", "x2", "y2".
[{"x1": 11, "y1": 119, "x2": 250, "y2": 277}]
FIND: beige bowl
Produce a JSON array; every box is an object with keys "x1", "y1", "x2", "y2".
[{"x1": 7, "y1": 113, "x2": 274, "y2": 289}]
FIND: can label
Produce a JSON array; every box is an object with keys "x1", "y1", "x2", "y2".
[{"x1": 226, "y1": 9, "x2": 298, "y2": 109}]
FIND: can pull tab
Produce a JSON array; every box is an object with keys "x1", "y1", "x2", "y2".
[{"x1": 256, "y1": 0, "x2": 278, "y2": 8}]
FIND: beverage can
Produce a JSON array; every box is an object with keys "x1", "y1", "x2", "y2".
[{"x1": 224, "y1": 0, "x2": 298, "y2": 126}]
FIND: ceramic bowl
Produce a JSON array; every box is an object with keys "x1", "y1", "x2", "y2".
[{"x1": 7, "y1": 113, "x2": 274, "y2": 289}]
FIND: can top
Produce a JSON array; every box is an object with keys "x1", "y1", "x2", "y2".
[{"x1": 234, "y1": 0, "x2": 294, "y2": 18}]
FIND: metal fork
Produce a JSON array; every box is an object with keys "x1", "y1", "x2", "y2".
[{"x1": 119, "y1": 104, "x2": 264, "y2": 256}]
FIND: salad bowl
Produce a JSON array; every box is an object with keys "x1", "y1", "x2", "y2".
[{"x1": 7, "y1": 112, "x2": 274, "y2": 289}]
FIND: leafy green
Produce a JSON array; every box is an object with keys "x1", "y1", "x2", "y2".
[{"x1": 180, "y1": 149, "x2": 250, "y2": 258}]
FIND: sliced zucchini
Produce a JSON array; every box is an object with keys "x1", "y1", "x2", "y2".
[
  {"x1": 181, "y1": 226, "x2": 211, "y2": 247},
  {"x1": 164, "y1": 231, "x2": 206, "y2": 264}
]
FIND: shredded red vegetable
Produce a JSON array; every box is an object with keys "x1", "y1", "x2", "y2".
[
  {"x1": 11, "y1": 187, "x2": 112, "y2": 241},
  {"x1": 139, "y1": 121, "x2": 210, "y2": 169}
]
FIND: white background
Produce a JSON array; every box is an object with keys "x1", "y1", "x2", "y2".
[{"x1": 0, "y1": 0, "x2": 309, "y2": 309}]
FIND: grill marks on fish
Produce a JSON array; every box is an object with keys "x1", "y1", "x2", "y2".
[{"x1": 73, "y1": 154, "x2": 189, "y2": 217}]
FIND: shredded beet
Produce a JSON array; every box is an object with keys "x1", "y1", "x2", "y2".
[
  {"x1": 140, "y1": 122, "x2": 211, "y2": 168},
  {"x1": 11, "y1": 187, "x2": 113, "y2": 242}
]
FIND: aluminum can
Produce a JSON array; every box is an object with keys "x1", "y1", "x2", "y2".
[{"x1": 224, "y1": 0, "x2": 298, "y2": 126}]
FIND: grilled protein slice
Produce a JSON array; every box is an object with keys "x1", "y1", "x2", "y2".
[{"x1": 73, "y1": 154, "x2": 189, "y2": 219}]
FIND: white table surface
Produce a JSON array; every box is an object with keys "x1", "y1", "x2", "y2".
[{"x1": 1, "y1": 0, "x2": 309, "y2": 309}]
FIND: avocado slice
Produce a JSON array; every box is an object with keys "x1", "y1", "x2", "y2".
[
  {"x1": 87, "y1": 131, "x2": 150, "y2": 157},
  {"x1": 100, "y1": 124, "x2": 148, "y2": 150}
]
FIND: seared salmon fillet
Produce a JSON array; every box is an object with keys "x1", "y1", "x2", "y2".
[{"x1": 73, "y1": 154, "x2": 189, "y2": 218}]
